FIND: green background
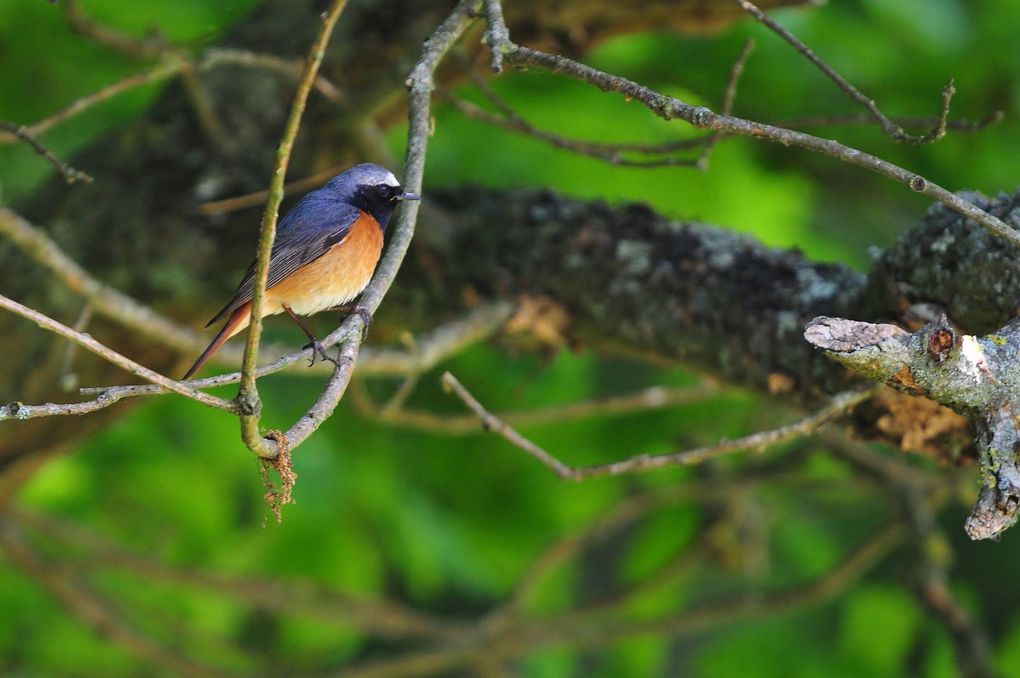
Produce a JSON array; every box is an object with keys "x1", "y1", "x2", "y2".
[{"x1": 2, "y1": 0, "x2": 1019, "y2": 675}]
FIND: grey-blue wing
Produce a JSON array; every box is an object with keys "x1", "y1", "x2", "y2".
[{"x1": 206, "y1": 198, "x2": 361, "y2": 326}]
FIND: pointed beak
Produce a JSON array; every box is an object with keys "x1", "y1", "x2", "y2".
[{"x1": 398, "y1": 192, "x2": 422, "y2": 201}]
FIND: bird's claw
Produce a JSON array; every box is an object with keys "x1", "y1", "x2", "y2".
[{"x1": 303, "y1": 339, "x2": 343, "y2": 370}]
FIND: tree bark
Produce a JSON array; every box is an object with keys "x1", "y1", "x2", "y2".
[{"x1": 1, "y1": 0, "x2": 1002, "y2": 468}]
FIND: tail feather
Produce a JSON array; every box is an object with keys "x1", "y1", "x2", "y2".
[{"x1": 182, "y1": 303, "x2": 251, "y2": 380}]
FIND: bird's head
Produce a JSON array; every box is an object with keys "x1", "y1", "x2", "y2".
[{"x1": 325, "y1": 163, "x2": 420, "y2": 230}]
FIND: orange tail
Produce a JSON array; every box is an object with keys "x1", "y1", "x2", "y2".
[{"x1": 182, "y1": 303, "x2": 251, "y2": 380}]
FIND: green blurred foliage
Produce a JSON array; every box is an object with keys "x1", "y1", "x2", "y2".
[{"x1": 2, "y1": 0, "x2": 1020, "y2": 675}]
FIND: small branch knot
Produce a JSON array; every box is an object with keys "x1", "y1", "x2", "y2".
[
  {"x1": 236, "y1": 393, "x2": 262, "y2": 417},
  {"x1": 926, "y1": 326, "x2": 957, "y2": 363}
]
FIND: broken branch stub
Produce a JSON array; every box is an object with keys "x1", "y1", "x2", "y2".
[{"x1": 805, "y1": 315, "x2": 1020, "y2": 540}]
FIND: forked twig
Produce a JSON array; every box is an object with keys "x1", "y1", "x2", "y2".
[
  {"x1": 442, "y1": 371, "x2": 875, "y2": 479},
  {"x1": 737, "y1": 0, "x2": 955, "y2": 144},
  {"x1": 0, "y1": 120, "x2": 92, "y2": 184}
]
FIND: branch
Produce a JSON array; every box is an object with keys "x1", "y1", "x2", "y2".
[
  {"x1": 0, "y1": 207, "x2": 204, "y2": 354},
  {"x1": 353, "y1": 382, "x2": 719, "y2": 434},
  {"x1": 780, "y1": 110, "x2": 1004, "y2": 133},
  {"x1": 737, "y1": 0, "x2": 956, "y2": 145},
  {"x1": 0, "y1": 293, "x2": 237, "y2": 419},
  {"x1": 0, "y1": 61, "x2": 183, "y2": 144},
  {"x1": 441, "y1": 371, "x2": 874, "y2": 479},
  {"x1": 1, "y1": 207, "x2": 507, "y2": 392},
  {"x1": 0, "y1": 521, "x2": 227, "y2": 677},
  {"x1": 0, "y1": 303, "x2": 506, "y2": 422},
  {"x1": 237, "y1": 0, "x2": 351, "y2": 458},
  {"x1": 696, "y1": 37, "x2": 755, "y2": 168},
  {"x1": 805, "y1": 315, "x2": 1020, "y2": 539},
  {"x1": 442, "y1": 92, "x2": 699, "y2": 168},
  {"x1": 334, "y1": 523, "x2": 903, "y2": 677},
  {"x1": 232, "y1": 0, "x2": 479, "y2": 460},
  {"x1": 824, "y1": 435, "x2": 996, "y2": 676},
  {"x1": 479, "y1": 1, "x2": 1020, "y2": 249},
  {"x1": 0, "y1": 120, "x2": 92, "y2": 184},
  {"x1": 17, "y1": 510, "x2": 456, "y2": 641},
  {"x1": 62, "y1": 0, "x2": 168, "y2": 58}
]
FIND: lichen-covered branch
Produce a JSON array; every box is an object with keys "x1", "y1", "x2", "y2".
[{"x1": 805, "y1": 314, "x2": 1020, "y2": 540}]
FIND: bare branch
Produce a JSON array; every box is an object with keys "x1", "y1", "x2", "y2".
[
  {"x1": 0, "y1": 207, "x2": 205, "y2": 354},
  {"x1": 806, "y1": 315, "x2": 1020, "y2": 540},
  {"x1": 0, "y1": 120, "x2": 93, "y2": 184},
  {"x1": 18, "y1": 509, "x2": 455, "y2": 640},
  {"x1": 479, "y1": 1, "x2": 1020, "y2": 249},
  {"x1": 697, "y1": 37, "x2": 755, "y2": 168},
  {"x1": 62, "y1": 0, "x2": 167, "y2": 58},
  {"x1": 779, "y1": 110, "x2": 1004, "y2": 132},
  {"x1": 332, "y1": 523, "x2": 903, "y2": 677},
  {"x1": 442, "y1": 88, "x2": 698, "y2": 168},
  {"x1": 200, "y1": 48, "x2": 346, "y2": 105},
  {"x1": 353, "y1": 382, "x2": 719, "y2": 434},
  {"x1": 737, "y1": 0, "x2": 956, "y2": 144},
  {"x1": 0, "y1": 294, "x2": 237, "y2": 419},
  {"x1": 0, "y1": 303, "x2": 508, "y2": 423},
  {"x1": 234, "y1": 0, "x2": 480, "y2": 460},
  {"x1": 0, "y1": 61, "x2": 183, "y2": 144},
  {"x1": 0, "y1": 521, "x2": 227, "y2": 677},
  {"x1": 237, "y1": 0, "x2": 351, "y2": 458},
  {"x1": 441, "y1": 371, "x2": 874, "y2": 479}
]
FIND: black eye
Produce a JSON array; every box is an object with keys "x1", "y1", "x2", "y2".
[{"x1": 376, "y1": 185, "x2": 395, "y2": 201}]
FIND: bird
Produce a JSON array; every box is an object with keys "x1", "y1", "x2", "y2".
[{"x1": 182, "y1": 163, "x2": 420, "y2": 380}]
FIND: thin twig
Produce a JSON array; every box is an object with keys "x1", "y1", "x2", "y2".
[
  {"x1": 736, "y1": 0, "x2": 955, "y2": 145},
  {"x1": 0, "y1": 120, "x2": 93, "y2": 184},
  {"x1": 354, "y1": 382, "x2": 719, "y2": 434},
  {"x1": 0, "y1": 522, "x2": 228, "y2": 677},
  {"x1": 0, "y1": 48, "x2": 344, "y2": 149},
  {"x1": 198, "y1": 165, "x2": 350, "y2": 216},
  {"x1": 58, "y1": 303, "x2": 93, "y2": 392},
  {"x1": 696, "y1": 38, "x2": 755, "y2": 169},
  {"x1": 0, "y1": 61, "x2": 183, "y2": 144},
  {"x1": 442, "y1": 92, "x2": 698, "y2": 168},
  {"x1": 238, "y1": 0, "x2": 479, "y2": 459},
  {"x1": 479, "y1": 2, "x2": 1020, "y2": 249},
  {"x1": 0, "y1": 293, "x2": 237, "y2": 419},
  {"x1": 333, "y1": 524, "x2": 903, "y2": 678},
  {"x1": 200, "y1": 48, "x2": 345, "y2": 104},
  {"x1": 17, "y1": 510, "x2": 455, "y2": 640},
  {"x1": 779, "y1": 110, "x2": 1005, "y2": 132},
  {"x1": 0, "y1": 304, "x2": 509, "y2": 422},
  {"x1": 237, "y1": 0, "x2": 351, "y2": 458},
  {"x1": 0, "y1": 207, "x2": 206, "y2": 354},
  {"x1": 442, "y1": 370, "x2": 874, "y2": 479},
  {"x1": 62, "y1": 0, "x2": 167, "y2": 58}
]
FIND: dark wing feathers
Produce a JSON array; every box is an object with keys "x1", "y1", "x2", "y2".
[{"x1": 206, "y1": 198, "x2": 362, "y2": 326}]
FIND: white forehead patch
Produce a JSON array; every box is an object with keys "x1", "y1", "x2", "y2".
[{"x1": 363, "y1": 168, "x2": 399, "y2": 187}]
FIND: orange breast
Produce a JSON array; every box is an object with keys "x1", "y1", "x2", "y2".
[{"x1": 264, "y1": 213, "x2": 384, "y2": 317}]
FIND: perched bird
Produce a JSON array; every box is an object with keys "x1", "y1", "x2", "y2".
[{"x1": 182, "y1": 163, "x2": 420, "y2": 379}]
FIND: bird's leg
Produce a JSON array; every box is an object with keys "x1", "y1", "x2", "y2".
[
  {"x1": 326, "y1": 302, "x2": 373, "y2": 340},
  {"x1": 350, "y1": 305, "x2": 373, "y2": 341},
  {"x1": 282, "y1": 304, "x2": 341, "y2": 369}
]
